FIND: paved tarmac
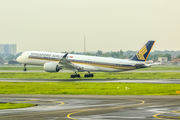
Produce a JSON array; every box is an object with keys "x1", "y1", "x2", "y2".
[
  {"x1": 0, "y1": 78, "x2": 180, "y2": 84},
  {"x1": 0, "y1": 95, "x2": 180, "y2": 120}
]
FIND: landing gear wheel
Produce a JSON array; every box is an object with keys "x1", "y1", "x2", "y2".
[
  {"x1": 71, "y1": 75, "x2": 75, "y2": 78},
  {"x1": 77, "y1": 74, "x2": 80, "y2": 77},
  {"x1": 91, "y1": 74, "x2": 94, "y2": 77},
  {"x1": 70, "y1": 73, "x2": 80, "y2": 78},
  {"x1": 23, "y1": 64, "x2": 27, "y2": 71},
  {"x1": 84, "y1": 72, "x2": 94, "y2": 78}
]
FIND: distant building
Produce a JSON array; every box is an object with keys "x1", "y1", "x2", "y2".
[
  {"x1": 171, "y1": 59, "x2": 180, "y2": 65},
  {"x1": 158, "y1": 57, "x2": 168, "y2": 64},
  {"x1": 0, "y1": 44, "x2": 17, "y2": 55}
]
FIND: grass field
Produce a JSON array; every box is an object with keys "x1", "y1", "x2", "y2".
[
  {"x1": 0, "y1": 103, "x2": 35, "y2": 110},
  {"x1": 0, "y1": 66, "x2": 179, "y2": 110},
  {"x1": 0, "y1": 82, "x2": 180, "y2": 95},
  {"x1": 137, "y1": 66, "x2": 180, "y2": 71},
  {"x1": 0, "y1": 72, "x2": 179, "y2": 79}
]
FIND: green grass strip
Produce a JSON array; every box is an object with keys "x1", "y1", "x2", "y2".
[
  {"x1": 0, "y1": 82, "x2": 180, "y2": 95},
  {"x1": 137, "y1": 66, "x2": 180, "y2": 71},
  {"x1": 0, "y1": 103, "x2": 35, "y2": 110},
  {"x1": 0, "y1": 72, "x2": 180, "y2": 79},
  {"x1": 0, "y1": 67, "x2": 43, "y2": 70}
]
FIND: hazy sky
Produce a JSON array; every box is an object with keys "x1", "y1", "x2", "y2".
[{"x1": 1, "y1": 0, "x2": 180, "y2": 53}]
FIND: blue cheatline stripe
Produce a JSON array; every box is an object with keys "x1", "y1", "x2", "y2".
[
  {"x1": 70, "y1": 60, "x2": 135, "y2": 70},
  {"x1": 28, "y1": 56, "x2": 135, "y2": 70}
]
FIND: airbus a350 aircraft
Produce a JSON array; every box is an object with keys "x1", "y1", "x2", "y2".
[{"x1": 16, "y1": 41, "x2": 155, "y2": 78}]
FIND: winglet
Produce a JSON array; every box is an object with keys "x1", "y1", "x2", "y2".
[
  {"x1": 63, "y1": 53, "x2": 68, "y2": 58},
  {"x1": 131, "y1": 41, "x2": 155, "y2": 62}
]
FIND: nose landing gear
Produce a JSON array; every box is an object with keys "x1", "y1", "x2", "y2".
[{"x1": 23, "y1": 64, "x2": 27, "y2": 71}]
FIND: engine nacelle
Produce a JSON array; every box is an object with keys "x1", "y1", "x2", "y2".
[{"x1": 43, "y1": 62, "x2": 61, "y2": 72}]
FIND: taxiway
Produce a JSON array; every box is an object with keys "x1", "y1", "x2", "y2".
[{"x1": 0, "y1": 95, "x2": 180, "y2": 120}]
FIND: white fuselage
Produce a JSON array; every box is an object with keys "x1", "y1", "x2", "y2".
[{"x1": 17, "y1": 51, "x2": 147, "y2": 72}]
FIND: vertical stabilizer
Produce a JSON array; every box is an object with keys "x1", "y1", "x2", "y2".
[{"x1": 131, "y1": 41, "x2": 155, "y2": 62}]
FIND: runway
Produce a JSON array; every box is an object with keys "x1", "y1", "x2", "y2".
[
  {"x1": 0, "y1": 95, "x2": 180, "y2": 120},
  {"x1": 0, "y1": 78, "x2": 180, "y2": 84}
]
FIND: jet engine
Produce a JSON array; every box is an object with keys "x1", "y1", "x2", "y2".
[{"x1": 43, "y1": 62, "x2": 61, "y2": 72}]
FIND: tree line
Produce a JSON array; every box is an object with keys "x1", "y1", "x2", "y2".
[
  {"x1": 1, "y1": 50, "x2": 180, "y2": 64},
  {"x1": 71, "y1": 50, "x2": 180, "y2": 61}
]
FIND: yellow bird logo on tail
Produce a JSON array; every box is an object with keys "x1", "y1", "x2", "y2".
[{"x1": 136, "y1": 45, "x2": 147, "y2": 60}]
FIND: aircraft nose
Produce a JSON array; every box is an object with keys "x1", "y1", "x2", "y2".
[
  {"x1": 16, "y1": 57, "x2": 19, "y2": 62},
  {"x1": 16, "y1": 56, "x2": 21, "y2": 63}
]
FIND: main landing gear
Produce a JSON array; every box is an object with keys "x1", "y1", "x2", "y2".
[
  {"x1": 84, "y1": 71, "x2": 94, "y2": 78},
  {"x1": 70, "y1": 72, "x2": 94, "y2": 78},
  {"x1": 23, "y1": 64, "x2": 27, "y2": 71},
  {"x1": 70, "y1": 72, "x2": 80, "y2": 78}
]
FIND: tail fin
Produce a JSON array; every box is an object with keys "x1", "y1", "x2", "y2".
[{"x1": 131, "y1": 41, "x2": 155, "y2": 62}]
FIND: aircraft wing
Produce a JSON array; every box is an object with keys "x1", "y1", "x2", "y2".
[{"x1": 58, "y1": 53, "x2": 78, "y2": 72}]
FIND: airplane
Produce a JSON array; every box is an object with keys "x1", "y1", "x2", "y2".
[{"x1": 16, "y1": 40, "x2": 155, "y2": 78}]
